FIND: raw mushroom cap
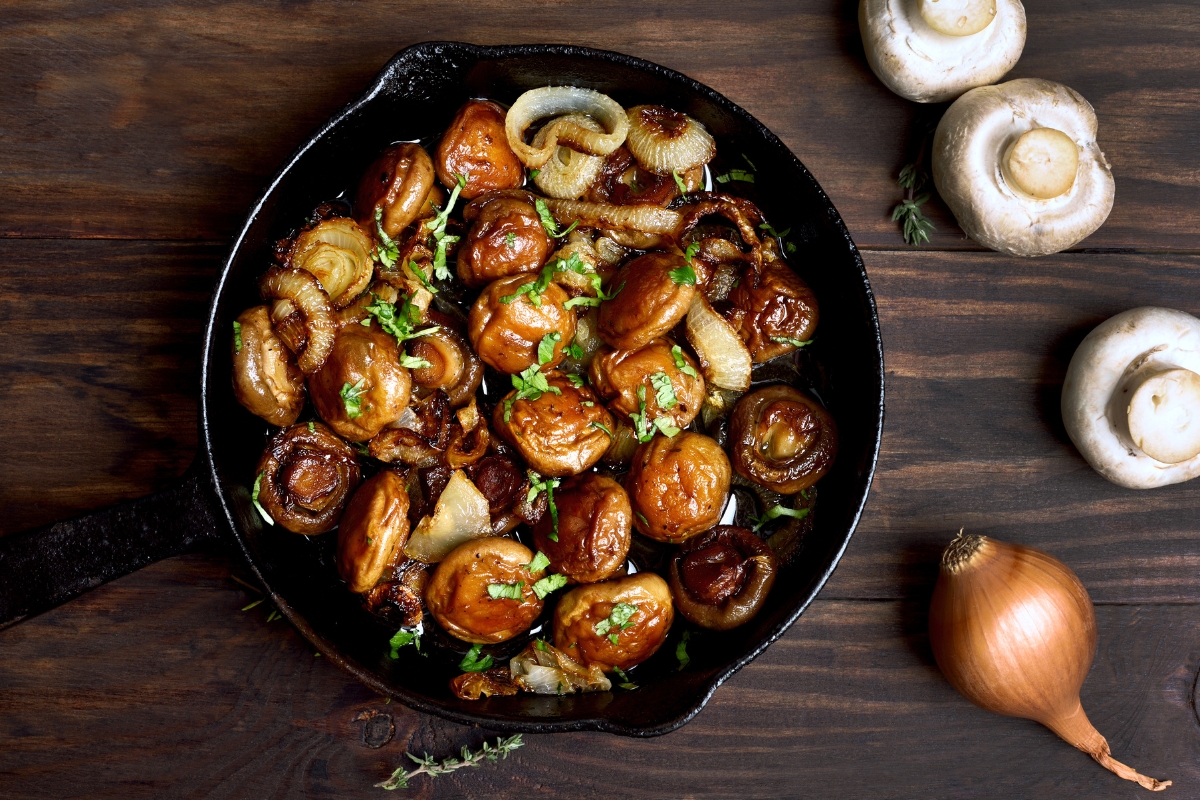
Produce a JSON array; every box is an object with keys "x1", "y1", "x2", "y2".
[
  {"x1": 858, "y1": 0, "x2": 1026, "y2": 103},
  {"x1": 1062, "y1": 307, "x2": 1200, "y2": 489},
  {"x1": 932, "y1": 78, "x2": 1116, "y2": 257}
]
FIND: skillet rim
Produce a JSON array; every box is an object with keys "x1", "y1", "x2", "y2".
[{"x1": 200, "y1": 40, "x2": 885, "y2": 736}]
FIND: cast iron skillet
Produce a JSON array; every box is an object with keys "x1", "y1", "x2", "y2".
[{"x1": 0, "y1": 42, "x2": 884, "y2": 736}]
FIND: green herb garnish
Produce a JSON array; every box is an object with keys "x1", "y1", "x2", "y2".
[
  {"x1": 340, "y1": 378, "x2": 368, "y2": 418},
  {"x1": 537, "y1": 332, "x2": 561, "y2": 365},
  {"x1": 504, "y1": 364, "x2": 561, "y2": 422},
  {"x1": 534, "y1": 198, "x2": 580, "y2": 239},
  {"x1": 527, "y1": 471, "x2": 561, "y2": 541},
  {"x1": 676, "y1": 630, "x2": 691, "y2": 671},
  {"x1": 458, "y1": 643, "x2": 494, "y2": 673},
  {"x1": 715, "y1": 169, "x2": 755, "y2": 184},
  {"x1": 594, "y1": 602, "x2": 638, "y2": 638},
  {"x1": 529, "y1": 169, "x2": 540, "y2": 180},
  {"x1": 635, "y1": 510, "x2": 649, "y2": 527},
  {"x1": 505, "y1": 231, "x2": 516, "y2": 248},
  {"x1": 376, "y1": 735, "x2": 524, "y2": 791},
  {"x1": 388, "y1": 627, "x2": 421, "y2": 657},
  {"x1": 629, "y1": 385, "x2": 678, "y2": 442},
  {"x1": 407, "y1": 259, "x2": 438, "y2": 295},
  {"x1": 668, "y1": 262, "x2": 697, "y2": 286},
  {"x1": 750, "y1": 504, "x2": 810, "y2": 532},
  {"x1": 771, "y1": 335, "x2": 813, "y2": 349},
  {"x1": 365, "y1": 292, "x2": 440, "y2": 345},
  {"x1": 672, "y1": 169, "x2": 688, "y2": 198},
  {"x1": 487, "y1": 582, "x2": 524, "y2": 601},
  {"x1": 671, "y1": 344, "x2": 700, "y2": 379},
  {"x1": 590, "y1": 421, "x2": 613, "y2": 438},
  {"x1": 232, "y1": 320, "x2": 243, "y2": 353},
  {"x1": 565, "y1": 339, "x2": 585, "y2": 360},
  {"x1": 400, "y1": 353, "x2": 432, "y2": 369},
  {"x1": 251, "y1": 472, "x2": 274, "y2": 525},
  {"x1": 531, "y1": 573, "x2": 568, "y2": 600},
  {"x1": 372, "y1": 206, "x2": 400, "y2": 269},
  {"x1": 613, "y1": 666, "x2": 638, "y2": 690},
  {"x1": 892, "y1": 163, "x2": 935, "y2": 246},
  {"x1": 567, "y1": 374, "x2": 587, "y2": 388},
  {"x1": 650, "y1": 371, "x2": 678, "y2": 409},
  {"x1": 307, "y1": 421, "x2": 315, "y2": 432},
  {"x1": 429, "y1": 173, "x2": 468, "y2": 279},
  {"x1": 525, "y1": 551, "x2": 551, "y2": 573}
]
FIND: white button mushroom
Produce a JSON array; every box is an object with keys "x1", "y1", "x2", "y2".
[
  {"x1": 1062, "y1": 307, "x2": 1200, "y2": 489},
  {"x1": 932, "y1": 79, "x2": 1115, "y2": 257},
  {"x1": 859, "y1": 0, "x2": 1026, "y2": 103}
]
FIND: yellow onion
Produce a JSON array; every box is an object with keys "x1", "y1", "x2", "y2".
[
  {"x1": 532, "y1": 114, "x2": 607, "y2": 199},
  {"x1": 259, "y1": 267, "x2": 336, "y2": 374},
  {"x1": 505, "y1": 86, "x2": 629, "y2": 169},
  {"x1": 541, "y1": 198, "x2": 681, "y2": 236},
  {"x1": 685, "y1": 295, "x2": 752, "y2": 391},
  {"x1": 625, "y1": 105, "x2": 716, "y2": 176},
  {"x1": 403, "y1": 470, "x2": 493, "y2": 563},
  {"x1": 929, "y1": 533, "x2": 1170, "y2": 792},
  {"x1": 285, "y1": 218, "x2": 374, "y2": 308}
]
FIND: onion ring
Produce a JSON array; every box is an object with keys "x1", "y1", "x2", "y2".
[
  {"x1": 505, "y1": 86, "x2": 629, "y2": 169},
  {"x1": 541, "y1": 198, "x2": 681, "y2": 236},
  {"x1": 625, "y1": 105, "x2": 717, "y2": 176},
  {"x1": 532, "y1": 114, "x2": 607, "y2": 199},
  {"x1": 259, "y1": 267, "x2": 336, "y2": 374}
]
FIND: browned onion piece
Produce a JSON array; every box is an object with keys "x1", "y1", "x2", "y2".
[
  {"x1": 625, "y1": 105, "x2": 717, "y2": 176},
  {"x1": 354, "y1": 143, "x2": 437, "y2": 238},
  {"x1": 585, "y1": 146, "x2": 687, "y2": 207},
  {"x1": 255, "y1": 422, "x2": 361, "y2": 535},
  {"x1": 668, "y1": 525, "x2": 777, "y2": 630},
  {"x1": 407, "y1": 312, "x2": 484, "y2": 407},
  {"x1": 729, "y1": 385, "x2": 838, "y2": 494},
  {"x1": 282, "y1": 217, "x2": 374, "y2": 308},
  {"x1": 259, "y1": 267, "x2": 336, "y2": 374},
  {"x1": 724, "y1": 257, "x2": 819, "y2": 363},
  {"x1": 368, "y1": 390, "x2": 451, "y2": 468},
  {"x1": 508, "y1": 639, "x2": 612, "y2": 694},
  {"x1": 541, "y1": 197, "x2": 681, "y2": 236},
  {"x1": 363, "y1": 559, "x2": 430, "y2": 628},
  {"x1": 231, "y1": 305, "x2": 306, "y2": 426},
  {"x1": 678, "y1": 193, "x2": 767, "y2": 274},
  {"x1": 532, "y1": 114, "x2": 607, "y2": 200},
  {"x1": 451, "y1": 668, "x2": 523, "y2": 700},
  {"x1": 505, "y1": 86, "x2": 629, "y2": 169},
  {"x1": 686, "y1": 295, "x2": 753, "y2": 392},
  {"x1": 446, "y1": 405, "x2": 491, "y2": 469}
]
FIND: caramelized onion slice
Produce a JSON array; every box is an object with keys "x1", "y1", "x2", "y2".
[
  {"x1": 541, "y1": 198, "x2": 681, "y2": 235},
  {"x1": 403, "y1": 469, "x2": 493, "y2": 563},
  {"x1": 532, "y1": 114, "x2": 607, "y2": 200},
  {"x1": 505, "y1": 86, "x2": 630, "y2": 168},
  {"x1": 259, "y1": 267, "x2": 336, "y2": 374},
  {"x1": 284, "y1": 217, "x2": 374, "y2": 308},
  {"x1": 685, "y1": 296, "x2": 752, "y2": 391},
  {"x1": 625, "y1": 105, "x2": 717, "y2": 176},
  {"x1": 509, "y1": 640, "x2": 612, "y2": 695}
]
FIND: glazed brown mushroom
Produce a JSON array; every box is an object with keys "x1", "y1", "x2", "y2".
[
  {"x1": 626, "y1": 431, "x2": 731, "y2": 543},
  {"x1": 589, "y1": 337, "x2": 705, "y2": 429},
  {"x1": 493, "y1": 371, "x2": 615, "y2": 477},
  {"x1": 435, "y1": 100, "x2": 525, "y2": 199},
  {"x1": 532, "y1": 473, "x2": 632, "y2": 584},
  {"x1": 730, "y1": 385, "x2": 837, "y2": 494},
  {"x1": 597, "y1": 252, "x2": 697, "y2": 350},
  {"x1": 468, "y1": 273, "x2": 576, "y2": 374},
  {"x1": 362, "y1": 559, "x2": 431, "y2": 628},
  {"x1": 255, "y1": 421, "x2": 361, "y2": 535},
  {"x1": 337, "y1": 470, "x2": 411, "y2": 593},
  {"x1": 308, "y1": 323, "x2": 413, "y2": 442},
  {"x1": 667, "y1": 526, "x2": 777, "y2": 630},
  {"x1": 406, "y1": 311, "x2": 483, "y2": 407},
  {"x1": 457, "y1": 194, "x2": 554, "y2": 288},
  {"x1": 425, "y1": 537, "x2": 545, "y2": 644},
  {"x1": 724, "y1": 258, "x2": 818, "y2": 363},
  {"x1": 354, "y1": 143, "x2": 440, "y2": 239},
  {"x1": 553, "y1": 573, "x2": 674, "y2": 672},
  {"x1": 231, "y1": 305, "x2": 306, "y2": 426}
]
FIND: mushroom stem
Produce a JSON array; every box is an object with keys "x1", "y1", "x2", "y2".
[
  {"x1": 919, "y1": 0, "x2": 997, "y2": 36},
  {"x1": 1001, "y1": 128, "x2": 1080, "y2": 200},
  {"x1": 1126, "y1": 367, "x2": 1200, "y2": 464}
]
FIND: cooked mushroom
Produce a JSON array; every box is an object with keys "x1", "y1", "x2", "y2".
[
  {"x1": 254, "y1": 422, "x2": 361, "y2": 535},
  {"x1": 932, "y1": 78, "x2": 1116, "y2": 256},
  {"x1": 337, "y1": 469, "x2": 411, "y2": 593},
  {"x1": 626, "y1": 431, "x2": 731, "y2": 543},
  {"x1": 468, "y1": 273, "x2": 576, "y2": 374},
  {"x1": 589, "y1": 337, "x2": 705, "y2": 429},
  {"x1": 597, "y1": 252, "x2": 697, "y2": 350},
  {"x1": 425, "y1": 537, "x2": 546, "y2": 644},
  {"x1": 624, "y1": 105, "x2": 716, "y2": 176},
  {"x1": 730, "y1": 385, "x2": 837, "y2": 494},
  {"x1": 355, "y1": 142, "x2": 440, "y2": 239},
  {"x1": 457, "y1": 194, "x2": 553, "y2": 287},
  {"x1": 1062, "y1": 307, "x2": 1200, "y2": 489},
  {"x1": 552, "y1": 572, "x2": 674, "y2": 672},
  {"x1": 532, "y1": 473, "x2": 632, "y2": 584},
  {"x1": 859, "y1": 0, "x2": 1027, "y2": 103},
  {"x1": 724, "y1": 258, "x2": 819, "y2": 363},
  {"x1": 667, "y1": 526, "x2": 777, "y2": 630},
  {"x1": 231, "y1": 305, "x2": 306, "y2": 426},
  {"x1": 406, "y1": 311, "x2": 484, "y2": 407},
  {"x1": 493, "y1": 371, "x2": 616, "y2": 477},
  {"x1": 308, "y1": 323, "x2": 413, "y2": 442},
  {"x1": 435, "y1": 100, "x2": 524, "y2": 199},
  {"x1": 281, "y1": 217, "x2": 375, "y2": 308}
]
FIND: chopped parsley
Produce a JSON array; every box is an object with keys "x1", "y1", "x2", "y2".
[
  {"x1": 307, "y1": 421, "x2": 316, "y2": 432},
  {"x1": 527, "y1": 471, "x2": 561, "y2": 541},
  {"x1": 537, "y1": 332, "x2": 561, "y2": 365},
  {"x1": 406, "y1": 259, "x2": 438, "y2": 295},
  {"x1": 505, "y1": 231, "x2": 516, "y2": 248},
  {"x1": 388, "y1": 627, "x2": 421, "y2": 657},
  {"x1": 563, "y1": 278, "x2": 623, "y2": 309},
  {"x1": 672, "y1": 169, "x2": 688, "y2": 198},
  {"x1": 525, "y1": 551, "x2": 551, "y2": 574},
  {"x1": 564, "y1": 338, "x2": 585, "y2": 360},
  {"x1": 613, "y1": 666, "x2": 638, "y2": 690},
  {"x1": 534, "y1": 198, "x2": 580, "y2": 239},
  {"x1": 535, "y1": 638, "x2": 550, "y2": 652},
  {"x1": 594, "y1": 602, "x2": 638, "y2": 639},
  {"x1": 650, "y1": 371, "x2": 678, "y2": 409},
  {"x1": 531, "y1": 574, "x2": 568, "y2": 600},
  {"x1": 567, "y1": 374, "x2": 587, "y2": 388},
  {"x1": 629, "y1": 385, "x2": 680, "y2": 442},
  {"x1": 715, "y1": 169, "x2": 755, "y2": 184},
  {"x1": 676, "y1": 630, "x2": 691, "y2": 671},
  {"x1": 529, "y1": 169, "x2": 540, "y2": 181},
  {"x1": 500, "y1": 261, "x2": 557, "y2": 307},
  {"x1": 364, "y1": 292, "x2": 440, "y2": 345},
  {"x1": 750, "y1": 504, "x2": 810, "y2": 532},
  {"x1": 399, "y1": 353, "x2": 432, "y2": 370},
  {"x1": 668, "y1": 262, "x2": 697, "y2": 286},
  {"x1": 635, "y1": 510, "x2": 649, "y2": 527},
  {"x1": 232, "y1": 320, "x2": 243, "y2": 353},
  {"x1": 742, "y1": 153, "x2": 757, "y2": 170},
  {"x1": 428, "y1": 173, "x2": 467, "y2": 280},
  {"x1": 340, "y1": 378, "x2": 368, "y2": 419},
  {"x1": 251, "y1": 472, "x2": 274, "y2": 526},
  {"x1": 487, "y1": 582, "x2": 524, "y2": 601},
  {"x1": 771, "y1": 335, "x2": 813, "y2": 348},
  {"x1": 459, "y1": 644, "x2": 494, "y2": 673},
  {"x1": 504, "y1": 364, "x2": 561, "y2": 422},
  {"x1": 372, "y1": 207, "x2": 400, "y2": 269},
  {"x1": 671, "y1": 344, "x2": 700, "y2": 380},
  {"x1": 759, "y1": 222, "x2": 791, "y2": 240},
  {"x1": 590, "y1": 421, "x2": 613, "y2": 438}
]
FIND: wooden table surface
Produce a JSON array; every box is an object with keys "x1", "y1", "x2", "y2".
[{"x1": 3, "y1": 2, "x2": 1199, "y2": 797}]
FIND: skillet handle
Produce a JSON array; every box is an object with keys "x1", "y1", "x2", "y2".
[{"x1": 0, "y1": 459, "x2": 224, "y2": 629}]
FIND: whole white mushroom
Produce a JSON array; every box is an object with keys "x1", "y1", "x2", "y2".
[
  {"x1": 1062, "y1": 307, "x2": 1200, "y2": 490},
  {"x1": 932, "y1": 78, "x2": 1115, "y2": 257},
  {"x1": 859, "y1": 0, "x2": 1026, "y2": 103}
]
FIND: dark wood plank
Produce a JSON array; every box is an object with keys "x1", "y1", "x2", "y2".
[
  {"x1": 0, "y1": 554, "x2": 1192, "y2": 799},
  {"x1": 1, "y1": 1, "x2": 1198, "y2": 250},
  {"x1": 826, "y1": 249, "x2": 1200, "y2": 602}
]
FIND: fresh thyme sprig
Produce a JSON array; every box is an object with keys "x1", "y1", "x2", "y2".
[
  {"x1": 375, "y1": 734, "x2": 525, "y2": 791},
  {"x1": 892, "y1": 162, "x2": 935, "y2": 246}
]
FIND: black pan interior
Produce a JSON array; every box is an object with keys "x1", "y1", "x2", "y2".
[{"x1": 201, "y1": 42, "x2": 884, "y2": 735}]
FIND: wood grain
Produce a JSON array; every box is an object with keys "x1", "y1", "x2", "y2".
[
  {"x1": 0, "y1": 554, "x2": 1192, "y2": 799},
  {"x1": 1, "y1": 1, "x2": 1198, "y2": 250}
]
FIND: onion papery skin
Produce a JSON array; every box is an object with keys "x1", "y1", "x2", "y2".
[
  {"x1": 259, "y1": 267, "x2": 336, "y2": 374},
  {"x1": 505, "y1": 86, "x2": 629, "y2": 169},
  {"x1": 929, "y1": 534, "x2": 1170, "y2": 792},
  {"x1": 625, "y1": 105, "x2": 717, "y2": 176},
  {"x1": 532, "y1": 113, "x2": 607, "y2": 199}
]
